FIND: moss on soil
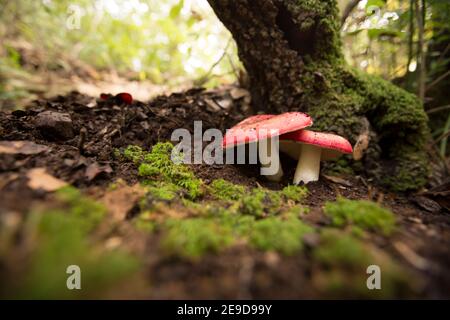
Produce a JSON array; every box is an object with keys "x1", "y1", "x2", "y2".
[
  {"x1": 122, "y1": 143, "x2": 203, "y2": 199},
  {"x1": 119, "y1": 146, "x2": 313, "y2": 258},
  {"x1": 313, "y1": 229, "x2": 413, "y2": 298},
  {"x1": 15, "y1": 187, "x2": 139, "y2": 299},
  {"x1": 323, "y1": 198, "x2": 396, "y2": 236},
  {"x1": 208, "y1": 178, "x2": 246, "y2": 201},
  {"x1": 119, "y1": 141, "x2": 411, "y2": 300}
]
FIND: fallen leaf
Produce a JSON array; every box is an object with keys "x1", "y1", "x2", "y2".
[
  {"x1": 322, "y1": 174, "x2": 353, "y2": 187},
  {"x1": 230, "y1": 87, "x2": 249, "y2": 100},
  {"x1": 353, "y1": 118, "x2": 370, "y2": 161},
  {"x1": 0, "y1": 141, "x2": 49, "y2": 155},
  {"x1": 353, "y1": 132, "x2": 370, "y2": 161},
  {"x1": 393, "y1": 241, "x2": 431, "y2": 271},
  {"x1": 100, "y1": 182, "x2": 146, "y2": 221},
  {"x1": 215, "y1": 98, "x2": 233, "y2": 110},
  {"x1": 26, "y1": 168, "x2": 67, "y2": 191},
  {"x1": 204, "y1": 98, "x2": 221, "y2": 112},
  {"x1": 411, "y1": 195, "x2": 441, "y2": 213},
  {"x1": 0, "y1": 173, "x2": 19, "y2": 190},
  {"x1": 85, "y1": 162, "x2": 113, "y2": 181}
]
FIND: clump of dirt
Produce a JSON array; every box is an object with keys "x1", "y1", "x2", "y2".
[{"x1": 0, "y1": 88, "x2": 449, "y2": 299}]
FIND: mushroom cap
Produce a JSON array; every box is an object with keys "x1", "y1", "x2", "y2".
[
  {"x1": 279, "y1": 130, "x2": 353, "y2": 160},
  {"x1": 116, "y1": 92, "x2": 133, "y2": 105},
  {"x1": 223, "y1": 112, "x2": 313, "y2": 148}
]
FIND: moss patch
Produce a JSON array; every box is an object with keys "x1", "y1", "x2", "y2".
[
  {"x1": 16, "y1": 187, "x2": 139, "y2": 299},
  {"x1": 162, "y1": 218, "x2": 235, "y2": 258},
  {"x1": 209, "y1": 179, "x2": 245, "y2": 201},
  {"x1": 279, "y1": 185, "x2": 308, "y2": 202},
  {"x1": 249, "y1": 217, "x2": 313, "y2": 255},
  {"x1": 324, "y1": 198, "x2": 396, "y2": 235},
  {"x1": 121, "y1": 143, "x2": 203, "y2": 199},
  {"x1": 312, "y1": 229, "x2": 413, "y2": 298},
  {"x1": 120, "y1": 145, "x2": 315, "y2": 258}
]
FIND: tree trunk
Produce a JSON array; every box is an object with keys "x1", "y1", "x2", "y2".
[{"x1": 208, "y1": 0, "x2": 430, "y2": 191}]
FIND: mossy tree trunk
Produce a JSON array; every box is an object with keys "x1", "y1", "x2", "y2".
[{"x1": 207, "y1": 0, "x2": 430, "y2": 191}]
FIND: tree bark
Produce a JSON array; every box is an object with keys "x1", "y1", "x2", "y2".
[{"x1": 208, "y1": 0, "x2": 430, "y2": 191}]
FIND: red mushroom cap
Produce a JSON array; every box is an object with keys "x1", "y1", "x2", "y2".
[
  {"x1": 280, "y1": 130, "x2": 353, "y2": 159},
  {"x1": 223, "y1": 112, "x2": 313, "y2": 148},
  {"x1": 115, "y1": 92, "x2": 133, "y2": 105},
  {"x1": 100, "y1": 93, "x2": 112, "y2": 100}
]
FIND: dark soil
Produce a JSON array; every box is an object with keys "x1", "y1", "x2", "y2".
[{"x1": 0, "y1": 88, "x2": 449, "y2": 299}]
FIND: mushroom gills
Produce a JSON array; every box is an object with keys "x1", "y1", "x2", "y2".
[
  {"x1": 259, "y1": 137, "x2": 283, "y2": 182},
  {"x1": 293, "y1": 144, "x2": 322, "y2": 185}
]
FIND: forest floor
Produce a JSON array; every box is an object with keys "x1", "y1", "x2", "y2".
[{"x1": 0, "y1": 88, "x2": 449, "y2": 299}]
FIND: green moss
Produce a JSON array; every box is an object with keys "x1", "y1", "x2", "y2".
[
  {"x1": 280, "y1": 185, "x2": 308, "y2": 202},
  {"x1": 313, "y1": 229, "x2": 413, "y2": 298},
  {"x1": 162, "y1": 218, "x2": 234, "y2": 258},
  {"x1": 157, "y1": 196, "x2": 314, "y2": 258},
  {"x1": 121, "y1": 142, "x2": 203, "y2": 199},
  {"x1": 239, "y1": 185, "x2": 308, "y2": 217},
  {"x1": 298, "y1": 52, "x2": 429, "y2": 191},
  {"x1": 249, "y1": 217, "x2": 314, "y2": 255},
  {"x1": 324, "y1": 198, "x2": 396, "y2": 236},
  {"x1": 17, "y1": 187, "x2": 139, "y2": 299},
  {"x1": 124, "y1": 154, "x2": 314, "y2": 258},
  {"x1": 53, "y1": 186, "x2": 106, "y2": 232},
  {"x1": 209, "y1": 179, "x2": 245, "y2": 201},
  {"x1": 240, "y1": 188, "x2": 283, "y2": 217},
  {"x1": 240, "y1": 188, "x2": 268, "y2": 217},
  {"x1": 283, "y1": 205, "x2": 310, "y2": 218},
  {"x1": 146, "y1": 182, "x2": 182, "y2": 202},
  {"x1": 314, "y1": 230, "x2": 371, "y2": 267},
  {"x1": 123, "y1": 145, "x2": 144, "y2": 164},
  {"x1": 133, "y1": 211, "x2": 157, "y2": 233},
  {"x1": 380, "y1": 149, "x2": 429, "y2": 192}
]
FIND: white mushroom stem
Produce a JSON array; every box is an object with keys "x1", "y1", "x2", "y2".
[
  {"x1": 259, "y1": 137, "x2": 283, "y2": 182},
  {"x1": 294, "y1": 144, "x2": 322, "y2": 185}
]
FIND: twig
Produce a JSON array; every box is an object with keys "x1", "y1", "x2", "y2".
[
  {"x1": 426, "y1": 69, "x2": 450, "y2": 91},
  {"x1": 426, "y1": 104, "x2": 450, "y2": 114},
  {"x1": 431, "y1": 129, "x2": 450, "y2": 145},
  {"x1": 195, "y1": 38, "x2": 233, "y2": 86}
]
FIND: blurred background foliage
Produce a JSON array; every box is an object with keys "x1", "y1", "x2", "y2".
[
  {"x1": 0, "y1": 0, "x2": 449, "y2": 156},
  {"x1": 0, "y1": 0, "x2": 240, "y2": 102}
]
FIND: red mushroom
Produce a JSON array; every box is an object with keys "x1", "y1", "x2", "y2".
[
  {"x1": 100, "y1": 93, "x2": 112, "y2": 100},
  {"x1": 223, "y1": 112, "x2": 313, "y2": 182},
  {"x1": 115, "y1": 92, "x2": 133, "y2": 105},
  {"x1": 279, "y1": 130, "x2": 353, "y2": 184}
]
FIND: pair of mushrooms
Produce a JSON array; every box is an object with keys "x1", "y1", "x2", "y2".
[{"x1": 223, "y1": 112, "x2": 353, "y2": 184}]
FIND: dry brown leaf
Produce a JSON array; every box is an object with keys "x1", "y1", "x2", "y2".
[
  {"x1": 322, "y1": 174, "x2": 353, "y2": 187},
  {"x1": 353, "y1": 118, "x2": 370, "y2": 161},
  {"x1": 353, "y1": 133, "x2": 370, "y2": 161},
  {"x1": 0, "y1": 173, "x2": 19, "y2": 190},
  {"x1": 230, "y1": 87, "x2": 249, "y2": 100},
  {"x1": 85, "y1": 162, "x2": 113, "y2": 181},
  {"x1": 393, "y1": 241, "x2": 431, "y2": 271},
  {"x1": 0, "y1": 141, "x2": 49, "y2": 155},
  {"x1": 26, "y1": 168, "x2": 67, "y2": 191},
  {"x1": 100, "y1": 182, "x2": 146, "y2": 221}
]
